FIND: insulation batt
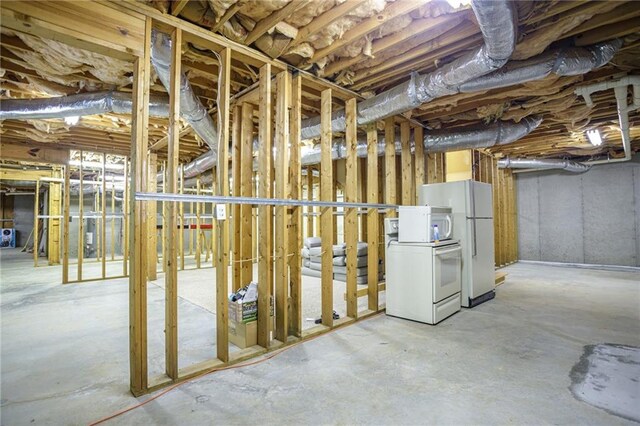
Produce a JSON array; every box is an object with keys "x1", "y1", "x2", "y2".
[
  {"x1": 4, "y1": 30, "x2": 130, "y2": 87},
  {"x1": 511, "y1": 1, "x2": 620, "y2": 60},
  {"x1": 240, "y1": 0, "x2": 291, "y2": 21},
  {"x1": 285, "y1": 0, "x2": 337, "y2": 27},
  {"x1": 207, "y1": 0, "x2": 238, "y2": 19}
]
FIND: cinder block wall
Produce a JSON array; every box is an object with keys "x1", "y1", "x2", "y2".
[{"x1": 516, "y1": 156, "x2": 640, "y2": 267}]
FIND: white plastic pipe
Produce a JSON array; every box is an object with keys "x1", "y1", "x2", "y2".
[{"x1": 575, "y1": 75, "x2": 640, "y2": 165}]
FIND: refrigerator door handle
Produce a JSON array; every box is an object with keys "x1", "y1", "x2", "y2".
[
  {"x1": 470, "y1": 181, "x2": 477, "y2": 257},
  {"x1": 472, "y1": 217, "x2": 477, "y2": 257}
]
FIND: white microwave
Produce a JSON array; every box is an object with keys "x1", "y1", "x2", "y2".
[{"x1": 398, "y1": 206, "x2": 453, "y2": 243}]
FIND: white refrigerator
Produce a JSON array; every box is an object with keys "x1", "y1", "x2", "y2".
[{"x1": 418, "y1": 180, "x2": 495, "y2": 307}]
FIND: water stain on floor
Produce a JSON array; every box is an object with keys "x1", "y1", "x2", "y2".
[{"x1": 570, "y1": 343, "x2": 640, "y2": 422}]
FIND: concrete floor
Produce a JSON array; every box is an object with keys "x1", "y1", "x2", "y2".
[{"x1": 1, "y1": 248, "x2": 639, "y2": 425}]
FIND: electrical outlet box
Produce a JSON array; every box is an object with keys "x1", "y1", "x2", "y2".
[{"x1": 215, "y1": 204, "x2": 226, "y2": 220}]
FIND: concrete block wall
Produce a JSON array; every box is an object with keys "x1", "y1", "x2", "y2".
[{"x1": 516, "y1": 157, "x2": 640, "y2": 267}]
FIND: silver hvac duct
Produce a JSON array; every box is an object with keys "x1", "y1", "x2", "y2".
[
  {"x1": 149, "y1": 30, "x2": 220, "y2": 176},
  {"x1": 498, "y1": 157, "x2": 591, "y2": 173},
  {"x1": 0, "y1": 91, "x2": 170, "y2": 120},
  {"x1": 300, "y1": 0, "x2": 517, "y2": 140},
  {"x1": 459, "y1": 39, "x2": 622, "y2": 92},
  {"x1": 299, "y1": 116, "x2": 542, "y2": 166}
]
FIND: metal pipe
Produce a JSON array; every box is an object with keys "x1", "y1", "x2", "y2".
[
  {"x1": 136, "y1": 192, "x2": 397, "y2": 210},
  {"x1": 498, "y1": 157, "x2": 590, "y2": 173}
]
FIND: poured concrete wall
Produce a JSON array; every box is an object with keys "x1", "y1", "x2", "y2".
[{"x1": 516, "y1": 157, "x2": 640, "y2": 267}]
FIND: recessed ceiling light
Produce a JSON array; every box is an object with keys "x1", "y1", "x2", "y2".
[{"x1": 586, "y1": 129, "x2": 603, "y2": 146}]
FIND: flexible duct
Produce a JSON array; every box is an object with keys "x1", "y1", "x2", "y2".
[
  {"x1": 0, "y1": 12, "x2": 620, "y2": 177},
  {"x1": 0, "y1": 91, "x2": 170, "y2": 120},
  {"x1": 149, "y1": 30, "x2": 219, "y2": 164},
  {"x1": 300, "y1": 0, "x2": 517, "y2": 140},
  {"x1": 424, "y1": 116, "x2": 543, "y2": 152},
  {"x1": 459, "y1": 39, "x2": 622, "y2": 93},
  {"x1": 498, "y1": 157, "x2": 591, "y2": 173},
  {"x1": 298, "y1": 117, "x2": 542, "y2": 166}
]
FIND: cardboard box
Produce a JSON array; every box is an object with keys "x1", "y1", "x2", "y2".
[
  {"x1": 228, "y1": 296, "x2": 275, "y2": 323},
  {"x1": 228, "y1": 297, "x2": 274, "y2": 349},
  {"x1": 228, "y1": 319, "x2": 258, "y2": 349},
  {"x1": 228, "y1": 299, "x2": 258, "y2": 323}
]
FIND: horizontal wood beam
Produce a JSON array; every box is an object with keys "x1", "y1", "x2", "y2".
[
  {"x1": 245, "y1": 0, "x2": 311, "y2": 46},
  {"x1": 1, "y1": 0, "x2": 145, "y2": 60},
  {"x1": 210, "y1": 0, "x2": 244, "y2": 33},
  {"x1": 171, "y1": 0, "x2": 189, "y2": 16},
  {"x1": 0, "y1": 142, "x2": 69, "y2": 164},
  {"x1": 289, "y1": 0, "x2": 367, "y2": 49},
  {"x1": 310, "y1": 0, "x2": 422, "y2": 63},
  {"x1": 0, "y1": 167, "x2": 55, "y2": 181}
]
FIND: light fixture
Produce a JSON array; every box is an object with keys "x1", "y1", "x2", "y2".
[
  {"x1": 446, "y1": 0, "x2": 471, "y2": 8},
  {"x1": 586, "y1": 129, "x2": 603, "y2": 146},
  {"x1": 64, "y1": 115, "x2": 80, "y2": 126}
]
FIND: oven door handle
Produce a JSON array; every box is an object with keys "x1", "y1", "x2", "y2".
[{"x1": 435, "y1": 246, "x2": 461, "y2": 256}]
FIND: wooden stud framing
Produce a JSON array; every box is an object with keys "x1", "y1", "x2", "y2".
[
  {"x1": 33, "y1": 180, "x2": 40, "y2": 267},
  {"x1": 165, "y1": 27, "x2": 181, "y2": 380},
  {"x1": 289, "y1": 73, "x2": 303, "y2": 337},
  {"x1": 215, "y1": 46, "x2": 231, "y2": 363},
  {"x1": 414, "y1": 126, "x2": 425, "y2": 199},
  {"x1": 274, "y1": 70, "x2": 291, "y2": 342},
  {"x1": 196, "y1": 176, "x2": 201, "y2": 268},
  {"x1": 62, "y1": 165, "x2": 71, "y2": 283},
  {"x1": 211, "y1": 168, "x2": 217, "y2": 269},
  {"x1": 320, "y1": 88, "x2": 334, "y2": 328},
  {"x1": 161, "y1": 163, "x2": 167, "y2": 273},
  {"x1": 306, "y1": 167, "x2": 313, "y2": 237},
  {"x1": 344, "y1": 98, "x2": 358, "y2": 319},
  {"x1": 129, "y1": 16, "x2": 151, "y2": 396},
  {"x1": 400, "y1": 122, "x2": 412, "y2": 205},
  {"x1": 123, "y1": 157, "x2": 129, "y2": 276},
  {"x1": 232, "y1": 104, "x2": 242, "y2": 291},
  {"x1": 257, "y1": 63, "x2": 272, "y2": 348},
  {"x1": 147, "y1": 153, "x2": 158, "y2": 281},
  {"x1": 366, "y1": 124, "x2": 379, "y2": 311},
  {"x1": 101, "y1": 154, "x2": 107, "y2": 278},
  {"x1": 240, "y1": 102, "x2": 254, "y2": 287},
  {"x1": 179, "y1": 166, "x2": 184, "y2": 271},
  {"x1": 47, "y1": 167, "x2": 62, "y2": 265},
  {"x1": 77, "y1": 151, "x2": 84, "y2": 281},
  {"x1": 384, "y1": 118, "x2": 396, "y2": 216},
  {"x1": 358, "y1": 158, "x2": 367, "y2": 241},
  {"x1": 110, "y1": 179, "x2": 116, "y2": 261}
]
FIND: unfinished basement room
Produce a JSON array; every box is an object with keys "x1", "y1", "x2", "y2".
[{"x1": 0, "y1": 0, "x2": 639, "y2": 424}]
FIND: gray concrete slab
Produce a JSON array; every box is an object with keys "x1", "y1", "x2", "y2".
[{"x1": 1, "y1": 251, "x2": 639, "y2": 425}]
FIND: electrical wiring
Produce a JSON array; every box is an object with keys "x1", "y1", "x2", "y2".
[{"x1": 89, "y1": 311, "x2": 383, "y2": 425}]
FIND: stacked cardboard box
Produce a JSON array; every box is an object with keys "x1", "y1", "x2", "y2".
[{"x1": 228, "y1": 289, "x2": 274, "y2": 349}]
